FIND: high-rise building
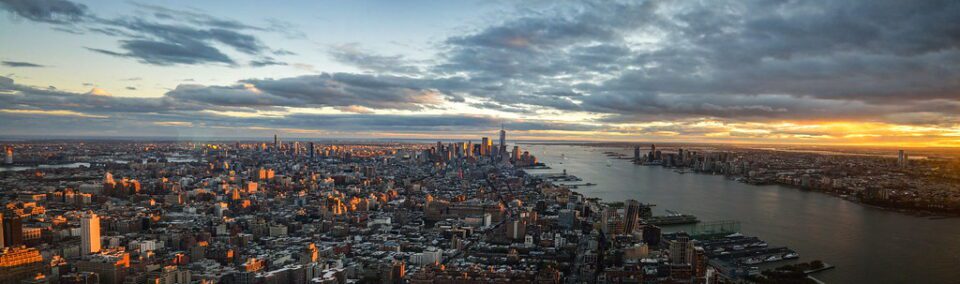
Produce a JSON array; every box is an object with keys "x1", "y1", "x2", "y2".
[
  {"x1": 481, "y1": 137, "x2": 491, "y2": 157},
  {"x1": 669, "y1": 234, "x2": 694, "y2": 265},
  {"x1": 309, "y1": 142, "x2": 315, "y2": 159},
  {"x1": 3, "y1": 146, "x2": 12, "y2": 164},
  {"x1": 2, "y1": 214, "x2": 23, "y2": 248},
  {"x1": 273, "y1": 134, "x2": 280, "y2": 149},
  {"x1": 633, "y1": 146, "x2": 641, "y2": 162},
  {"x1": 499, "y1": 124, "x2": 507, "y2": 156},
  {"x1": 81, "y1": 212, "x2": 102, "y2": 255},
  {"x1": 898, "y1": 150, "x2": 909, "y2": 169},
  {"x1": 624, "y1": 199, "x2": 641, "y2": 234}
]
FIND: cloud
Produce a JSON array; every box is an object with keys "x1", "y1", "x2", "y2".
[
  {"x1": 3, "y1": 0, "x2": 293, "y2": 66},
  {"x1": 87, "y1": 39, "x2": 235, "y2": 65},
  {"x1": 2, "y1": 61, "x2": 46, "y2": 67},
  {"x1": 83, "y1": 16, "x2": 274, "y2": 65},
  {"x1": 249, "y1": 58, "x2": 287, "y2": 67},
  {"x1": 239, "y1": 73, "x2": 447, "y2": 110},
  {"x1": 0, "y1": 0, "x2": 88, "y2": 24},
  {"x1": 329, "y1": 44, "x2": 421, "y2": 74},
  {"x1": 85, "y1": 87, "x2": 110, "y2": 96},
  {"x1": 428, "y1": 0, "x2": 960, "y2": 124},
  {"x1": 2, "y1": 0, "x2": 960, "y2": 143}
]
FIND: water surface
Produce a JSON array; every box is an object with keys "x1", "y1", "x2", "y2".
[{"x1": 523, "y1": 144, "x2": 960, "y2": 284}]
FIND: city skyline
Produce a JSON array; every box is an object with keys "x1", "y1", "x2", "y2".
[{"x1": 2, "y1": 0, "x2": 959, "y2": 147}]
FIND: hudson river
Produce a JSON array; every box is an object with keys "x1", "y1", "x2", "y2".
[{"x1": 523, "y1": 144, "x2": 960, "y2": 284}]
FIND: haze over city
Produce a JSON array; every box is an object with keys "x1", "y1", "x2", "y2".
[{"x1": 1, "y1": 0, "x2": 958, "y2": 146}]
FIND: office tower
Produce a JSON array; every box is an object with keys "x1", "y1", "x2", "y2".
[
  {"x1": 81, "y1": 212, "x2": 102, "y2": 255},
  {"x1": 669, "y1": 234, "x2": 694, "y2": 264},
  {"x1": 625, "y1": 199, "x2": 641, "y2": 234},
  {"x1": 3, "y1": 146, "x2": 11, "y2": 164},
  {"x1": 309, "y1": 142, "x2": 315, "y2": 159},
  {"x1": 898, "y1": 150, "x2": 908, "y2": 169},
  {"x1": 0, "y1": 213, "x2": 3, "y2": 248},
  {"x1": 499, "y1": 124, "x2": 507, "y2": 156},
  {"x1": 634, "y1": 146, "x2": 641, "y2": 161},
  {"x1": 512, "y1": 146, "x2": 521, "y2": 161},
  {"x1": 2, "y1": 214, "x2": 23, "y2": 248},
  {"x1": 481, "y1": 137, "x2": 490, "y2": 157},
  {"x1": 273, "y1": 134, "x2": 279, "y2": 149}
]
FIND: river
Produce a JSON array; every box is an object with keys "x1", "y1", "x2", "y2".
[{"x1": 521, "y1": 144, "x2": 960, "y2": 284}]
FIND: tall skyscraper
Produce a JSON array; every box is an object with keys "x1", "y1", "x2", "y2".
[
  {"x1": 309, "y1": 142, "x2": 315, "y2": 159},
  {"x1": 0, "y1": 213, "x2": 4, "y2": 248},
  {"x1": 82, "y1": 212, "x2": 102, "y2": 255},
  {"x1": 633, "y1": 146, "x2": 641, "y2": 162},
  {"x1": 273, "y1": 134, "x2": 280, "y2": 149},
  {"x1": 898, "y1": 150, "x2": 908, "y2": 169},
  {"x1": 625, "y1": 199, "x2": 641, "y2": 234},
  {"x1": 481, "y1": 137, "x2": 491, "y2": 157},
  {"x1": 499, "y1": 124, "x2": 507, "y2": 157}
]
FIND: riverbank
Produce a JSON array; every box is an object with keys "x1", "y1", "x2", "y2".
[{"x1": 654, "y1": 164, "x2": 960, "y2": 218}]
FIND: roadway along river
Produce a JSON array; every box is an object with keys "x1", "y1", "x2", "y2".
[{"x1": 521, "y1": 144, "x2": 960, "y2": 284}]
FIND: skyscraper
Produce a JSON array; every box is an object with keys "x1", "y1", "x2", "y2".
[
  {"x1": 499, "y1": 124, "x2": 507, "y2": 157},
  {"x1": 898, "y1": 150, "x2": 908, "y2": 169},
  {"x1": 4, "y1": 146, "x2": 11, "y2": 164},
  {"x1": 669, "y1": 234, "x2": 694, "y2": 264},
  {"x1": 2, "y1": 214, "x2": 23, "y2": 248},
  {"x1": 82, "y1": 212, "x2": 101, "y2": 255},
  {"x1": 625, "y1": 199, "x2": 641, "y2": 234},
  {"x1": 273, "y1": 134, "x2": 280, "y2": 149},
  {"x1": 481, "y1": 137, "x2": 491, "y2": 157}
]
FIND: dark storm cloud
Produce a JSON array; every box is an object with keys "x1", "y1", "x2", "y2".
[
  {"x1": 1, "y1": 61, "x2": 45, "y2": 67},
  {"x1": 0, "y1": 0, "x2": 87, "y2": 24}
]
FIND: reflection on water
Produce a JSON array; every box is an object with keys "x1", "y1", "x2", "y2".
[{"x1": 523, "y1": 144, "x2": 960, "y2": 284}]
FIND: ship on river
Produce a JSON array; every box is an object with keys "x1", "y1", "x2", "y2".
[{"x1": 645, "y1": 210, "x2": 700, "y2": 226}]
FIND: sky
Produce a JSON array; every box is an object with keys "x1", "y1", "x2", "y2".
[{"x1": 0, "y1": 0, "x2": 959, "y2": 146}]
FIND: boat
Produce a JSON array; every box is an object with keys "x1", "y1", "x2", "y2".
[
  {"x1": 765, "y1": 255, "x2": 782, "y2": 262},
  {"x1": 783, "y1": 253, "x2": 799, "y2": 259},
  {"x1": 743, "y1": 258, "x2": 763, "y2": 265},
  {"x1": 646, "y1": 214, "x2": 700, "y2": 226}
]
